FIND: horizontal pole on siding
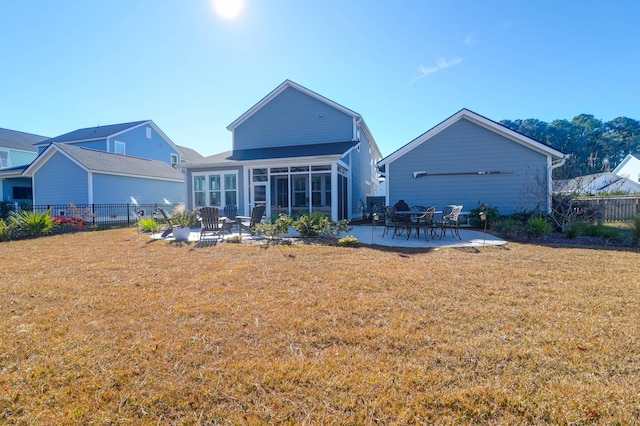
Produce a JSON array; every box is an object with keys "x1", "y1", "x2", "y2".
[{"x1": 413, "y1": 171, "x2": 514, "y2": 179}]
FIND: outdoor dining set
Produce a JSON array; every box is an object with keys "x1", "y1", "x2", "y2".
[{"x1": 378, "y1": 203, "x2": 464, "y2": 240}]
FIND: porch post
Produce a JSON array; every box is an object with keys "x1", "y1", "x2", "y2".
[{"x1": 330, "y1": 163, "x2": 338, "y2": 222}]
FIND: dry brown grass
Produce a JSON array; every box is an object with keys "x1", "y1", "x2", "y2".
[{"x1": 2, "y1": 228, "x2": 640, "y2": 424}]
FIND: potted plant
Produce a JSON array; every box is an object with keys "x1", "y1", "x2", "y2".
[{"x1": 170, "y1": 205, "x2": 199, "y2": 241}]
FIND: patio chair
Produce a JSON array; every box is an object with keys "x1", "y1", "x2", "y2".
[
  {"x1": 223, "y1": 205, "x2": 238, "y2": 220},
  {"x1": 438, "y1": 205, "x2": 463, "y2": 240},
  {"x1": 407, "y1": 206, "x2": 438, "y2": 240},
  {"x1": 381, "y1": 206, "x2": 406, "y2": 238},
  {"x1": 156, "y1": 207, "x2": 173, "y2": 238},
  {"x1": 199, "y1": 206, "x2": 228, "y2": 240},
  {"x1": 236, "y1": 204, "x2": 266, "y2": 235},
  {"x1": 404, "y1": 206, "x2": 426, "y2": 239}
]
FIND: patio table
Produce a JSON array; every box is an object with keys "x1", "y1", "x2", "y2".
[{"x1": 394, "y1": 211, "x2": 426, "y2": 239}]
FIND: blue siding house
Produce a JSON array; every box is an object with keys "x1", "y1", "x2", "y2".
[
  {"x1": 378, "y1": 109, "x2": 569, "y2": 215},
  {"x1": 33, "y1": 120, "x2": 184, "y2": 167},
  {"x1": 23, "y1": 143, "x2": 184, "y2": 206},
  {"x1": 182, "y1": 80, "x2": 382, "y2": 221},
  {"x1": 24, "y1": 120, "x2": 188, "y2": 207},
  {"x1": 0, "y1": 128, "x2": 48, "y2": 203}
]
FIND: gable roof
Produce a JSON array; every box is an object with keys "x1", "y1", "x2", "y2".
[
  {"x1": 177, "y1": 145, "x2": 204, "y2": 162},
  {"x1": 379, "y1": 108, "x2": 569, "y2": 169},
  {"x1": 227, "y1": 80, "x2": 362, "y2": 131},
  {"x1": 612, "y1": 153, "x2": 640, "y2": 175},
  {"x1": 0, "y1": 127, "x2": 47, "y2": 151},
  {"x1": 35, "y1": 120, "x2": 149, "y2": 146},
  {"x1": 23, "y1": 143, "x2": 184, "y2": 181},
  {"x1": 182, "y1": 141, "x2": 360, "y2": 168}
]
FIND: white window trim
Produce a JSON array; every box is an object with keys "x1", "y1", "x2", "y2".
[
  {"x1": 170, "y1": 153, "x2": 179, "y2": 167},
  {"x1": 114, "y1": 140, "x2": 126, "y2": 155},
  {"x1": 192, "y1": 171, "x2": 239, "y2": 209}
]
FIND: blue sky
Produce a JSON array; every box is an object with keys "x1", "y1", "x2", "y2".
[{"x1": 1, "y1": 1, "x2": 639, "y2": 157}]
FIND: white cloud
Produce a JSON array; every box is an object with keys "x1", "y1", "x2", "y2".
[{"x1": 410, "y1": 57, "x2": 464, "y2": 85}]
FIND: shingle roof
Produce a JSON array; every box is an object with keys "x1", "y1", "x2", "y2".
[
  {"x1": 53, "y1": 143, "x2": 184, "y2": 181},
  {"x1": 183, "y1": 141, "x2": 359, "y2": 167},
  {"x1": 37, "y1": 120, "x2": 149, "y2": 145},
  {"x1": 0, "y1": 127, "x2": 47, "y2": 151},
  {"x1": 177, "y1": 145, "x2": 204, "y2": 162}
]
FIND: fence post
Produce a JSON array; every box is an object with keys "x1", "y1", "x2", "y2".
[{"x1": 127, "y1": 204, "x2": 130, "y2": 226}]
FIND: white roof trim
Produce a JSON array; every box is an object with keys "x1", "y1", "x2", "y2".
[
  {"x1": 379, "y1": 108, "x2": 569, "y2": 167},
  {"x1": 227, "y1": 80, "x2": 361, "y2": 131},
  {"x1": 23, "y1": 144, "x2": 88, "y2": 176}
]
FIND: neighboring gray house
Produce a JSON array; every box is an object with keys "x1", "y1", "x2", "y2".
[
  {"x1": 0, "y1": 127, "x2": 48, "y2": 203},
  {"x1": 378, "y1": 109, "x2": 569, "y2": 215},
  {"x1": 181, "y1": 80, "x2": 382, "y2": 221},
  {"x1": 23, "y1": 143, "x2": 184, "y2": 206}
]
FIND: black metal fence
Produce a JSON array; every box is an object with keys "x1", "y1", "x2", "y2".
[{"x1": 21, "y1": 203, "x2": 180, "y2": 229}]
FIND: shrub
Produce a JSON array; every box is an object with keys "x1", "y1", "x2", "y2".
[
  {"x1": 138, "y1": 218, "x2": 161, "y2": 232},
  {"x1": 525, "y1": 216, "x2": 553, "y2": 237},
  {"x1": 631, "y1": 213, "x2": 640, "y2": 245},
  {"x1": 565, "y1": 221, "x2": 589, "y2": 239},
  {"x1": 337, "y1": 235, "x2": 359, "y2": 246},
  {"x1": 9, "y1": 209, "x2": 58, "y2": 238},
  {"x1": 226, "y1": 235, "x2": 243, "y2": 244},
  {"x1": 469, "y1": 203, "x2": 500, "y2": 228},
  {"x1": 565, "y1": 221, "x2": 630, "y2": 243},
  {"x1": 254, "y1": 214, "x2": 293, "y2": 240},
  {"x1": 493, "y1": 217, "x2": 528, "y2": 240},
  {"x1": 170, "y1": 209, "x2": 199, "y2": 228},
  {"x1": 325, "y1": 219, "x2": 352, "y2": 238},
  {"x1": 292, "y1": 212, "x2": 331, "y2": 237},
  {"x1": 0, "y1": 219, "x2": 17, "y2": 241}
]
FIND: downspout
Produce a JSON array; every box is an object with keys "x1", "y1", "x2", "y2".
[{"x1": 547, "y1": 155, "x2": 569, "y2": 214}]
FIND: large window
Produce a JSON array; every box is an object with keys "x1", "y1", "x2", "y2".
[
  {"x1": 193, "y1": 173, "x2": 238, "y2": 208},
  {"x1": 225, "y1": 174, "x2": 237, "y2": 205},
  {"x1": 194, "y1": 176, "x2": 206, "y2": 207}
]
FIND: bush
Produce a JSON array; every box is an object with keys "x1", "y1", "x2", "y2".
[
  {"x1": 170, "y1": 210, "x2": 199, "y2": 228},
  {"x1": 565, "y1": 221, "x2": 630, "y2": 243},
  {"x1": 525, "y1": 216, "x2": 553, "y2": 237},
  {"x1": 138, "y1": 218, "x2": 161, "y2": 232},
  {"x1": 631, "y1": 213, "x2": 640, "y2": 245},
  {"x1": 337, "y1": 235, "x2": 359, "y2": 247},
  {"x1": 226, "y1": 235, "x2": 243, "y2": 243},
  {"x1": 493, "y1": 217, "x2": 528, "y2": 240},
  {"x1": 292, "y1": 212, "x2": 331, "y2": 237},
  {"x1": 325, "y1": 219, "x2": 352, "y2": 238},
  {"x1": 9, "y1": 209, "x2": 58, "y2": 238},
  {"x1": 0, "y1": 219, "x2": 17, "y2": 241},
  {"x1": 469, "y1": 203, "x2": 500, "y2": 228},
  {"x1": 254, "y1": 214, "x2": 293, "y2": 240}
]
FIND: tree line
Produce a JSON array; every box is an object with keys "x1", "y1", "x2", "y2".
[{"x1": 500, "y1": 114, "x2": 640, "y2": 179}]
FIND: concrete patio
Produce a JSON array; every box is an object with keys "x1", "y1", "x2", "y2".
[{"x1": 151, "y1": 224, "x2": 506, "y2": 248}]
